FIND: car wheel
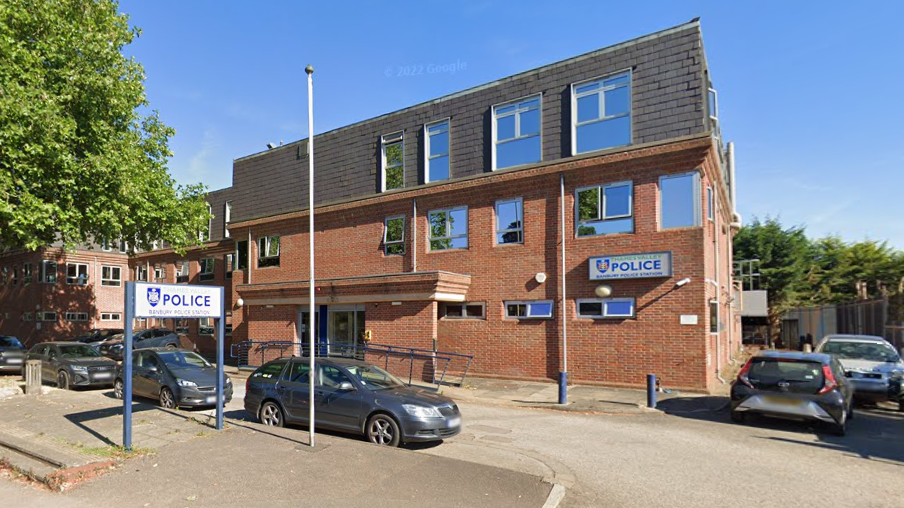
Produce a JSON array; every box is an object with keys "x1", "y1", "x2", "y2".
[
  {"x1": 830, "y1": 412, "x2": 847, "y2": 437},
  {"x1": 259, "y1": 401, "x2": 284, "y2": 427},
  {"x1": 366, "y1": 414, "x2": 401, "y2": 447},
  {"x1": 730, "y1": 410, "x2": 745, "y2": 423},
  {"x1": 113, "y1": 379, "x2": 124, "y2": 400},
  {"x1": 58, "y1": 370, "x2": 71, "y2": 390},
  {"x1": 159, "y1": 387, "x2": 176, "y2": 409}
]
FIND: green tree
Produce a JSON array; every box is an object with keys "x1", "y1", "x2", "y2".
[{"x1": 0, "y1": 0, "x2": 208, "y2": 253}]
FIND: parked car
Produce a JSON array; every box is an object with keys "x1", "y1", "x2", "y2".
[
  {"x1": 76, "y1": 329, "x2": 124, "y2": 348},
  {"x1": 113, "y1": 348, "x2": 232, "y2": 409},
  {"x1": 245, "y1": 357, "x2": 462, "y2": 447},
  {"x1": 0, "y1": 336, "x2": 26, "y2": 374},
  {"x1": 815, "y1": 334, "x2": 904, "y2": 411},
  {"x1": 26, "y1": 342, "x2": 119, "y2": 390},
  {"x1": 730, "y1": 350, "x2": 853, "y2": 436},
  {"x1": 99, "y1": 329, "x2": 180, "y2": 361}
]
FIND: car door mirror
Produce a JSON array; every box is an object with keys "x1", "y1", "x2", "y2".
[
  {"x1": 147, "y1": 365, "x2": 158, "y2": 373},
  {"x1": 338, "y1": 381, "x2": 355, "y2": 391}
]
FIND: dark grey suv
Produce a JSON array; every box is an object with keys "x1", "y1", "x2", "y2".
[
  {"x1": 26, "y1": 342, "x2": 118, "y2": 389},
  {"x1": 245, "y1": 357, "x2": 462, "y2": 447},
  {"x1": 0, "y1": 336, "x2": 26, "y2": 374}
]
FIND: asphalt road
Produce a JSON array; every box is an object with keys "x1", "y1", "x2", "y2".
[{"x1": 417, "y1": 399, "x2": 904, "y2": 507}]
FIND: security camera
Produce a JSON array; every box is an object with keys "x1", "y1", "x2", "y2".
[
  {"x1": 266, "y1": 142, "x2": 277, "y2": 149},
  {"x1": 675, "y1": 278, "x2": 691, "y2": 287}
]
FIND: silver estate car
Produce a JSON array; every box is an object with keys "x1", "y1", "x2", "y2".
[{"x1": 816, "y1": 334, "x2": 904, "y2": 411}]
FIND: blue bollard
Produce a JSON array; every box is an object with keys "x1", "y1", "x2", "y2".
[
  {"x1": 558, "y1": 372, "x2": 568, "y2": 404},
  {"x1": 646, "y1": 374, "x2": 657, "y2": 408}
]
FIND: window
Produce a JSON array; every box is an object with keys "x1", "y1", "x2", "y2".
[
  {"x1": 235, "y1": 240, "x2": 249, "y2": 271},
  {"x1": 384, "y1": 216, "x2": 405, "y2": 255},
  {"x1": 175, "y1": 318, "x2": 189, "y2": 335},
  {"x1": 710, "y1": 300, "x2": 719, "y2": 333},
  {"x1": 707, "y1": 186, "x2": 714, "y2": 222},
  {"x1": 575, "y1": 181, "x2": 633, "y2": 237},
  {"x1": 11, "y1": 266, "x2": 18, "y2": 285},
  {"x1": 425, "y1": 120, "x2": 450, "y2": 183},
  {"x1": 495, "y1": 198, "x2": 523, "y2": 245},
  {"x1": 200, "y1": 203, "x2": 212, "y2": 241},
  {"x1": 258, "y1": 236, "x2": 280, "y2": 267},
  {"x1": 23, "y1": 263, "x2": 33, "y2": 284},
  {"x1": 101, "y1": 266, "x2": 122, "y2": 287},
  {"x1": 572, "y1": 71, "x2": 631, "y2": 154},
  {"x1": 136, "y1": 265, "x2": 148, "y2": 282},
  {"x1": 41, "y1": 261, "x2": 57, "y2": 283},
  {"x1": 224, "y1": 201, "x2": 232, "y2": 238},
  {"x1": 708, "y1": 87, "x2": 720, "y2": 140},
  {"x1": 577, "y1": 298, "x2": 636, "y2": 318},
  {"x1": 154, "y1": 264, "x2": 166, "y2": 281},
  {"x1": 102, "y1": 239, "x2": 112, "y2": 252},
  {"x1": 505, "y1": 300, "x2": 553, "y2": 319},
  {"x1": 101, "y1": 312, "x2": 121, "y2": 321},
  {"x1": 199, "y1": 317, "x2": 214, "y2": 335},
  {"x1": 493, "y1": 96, "x2": 541, "y2": 169},
  {"x1": 118, "y1": 240, "x2": 127, "y2": 253},
  {"x1": 441, "y1": 302, "x2": 485, "y2": 319},
  {"x1": 199, "y1": 258, "x2": 215, "y2": 282},
  {"x1": 176, "y1": 260, "x2": 190, "y2": 283},
  {"x1": 381, "y1": 132, "x2": 404, "y2": 191},
  {"x1": 65, "y1": 312, "x2": 89, "y2": 322},
  {"x1": 225, "y1": 254, "x2": 234, "y2": 279},
  {"x1": 66, "y1": 263, "x2": 89, "y2": 285},
  {"x1": 428, "y1": 207, "x2": 468, "y2": 251},
  {"x1": 660, "y1": 172, "x2": 701, "y2": 229},
  {"x1": 23, "y1": 312, "x2": 33, "y2": 322},
  {"x1": 39, "y1": 311, "x2": 57, "y2": 322}
]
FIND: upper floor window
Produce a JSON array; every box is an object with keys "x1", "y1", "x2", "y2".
[
  {"x1": 154, "y1": 264, "x2": 166, "y2": 281},
  {"x1": 136, "y1": 265, "x2": 148, "y2": 282},
  {"x1": 118, "y1": 239, "x2": 127, "y2": 253},
  {"x1": 23, "y1": 263, "x2": 33, "y2": 284},
  {"x1": 11, "y1": 266, "x2": 18, "y2": 285},
  {"x1": 41, "y1": 260, "x2": 57, "y2": 284},
  {"x1": 575, "y1": 181, "x2": 633, "y2": 237},
  {"x1": 225, "y1": 254, "x2": 234, "y2": 279},
  {"x1": 66, "y1": 263, "x2": 89, "y2": 285},
  {"x1": 101, "y1": 266, "x2": 122, "y2": 287},
  {"x1": 425, "y1": 120, "x2": 450, "y2": 183},
  {"x1": 235, "y1": 240, "x2": 249, "y2": 271},
  {"x1": 199, "y1": 258, "x2": 215, "y2": 282},
  {"x1": 493, "y1": 96, "x2": 541, "y2": 170},
  {"x1": 660, "y1": 172, "x2": 701, "y2": 230},
  {"x1": 572, "y1": 71, "x2": 631, "y2": 155},
  {"x1": 707, "y1": 186, "x2": 714, "y2": 222},
  {"x1": 200, "y1": 203, "x2": 212, "y2": 241},
  {"x1": 176, "y1": 260, "x2": 190, "y2": 283},
  {"x1": 495, "y1": 198, "x2": 523, "y2": 245},
  {"x1": 381, "y1": 132, "x2": 404, "y2": 191},
  {"x1": 224, "y1": 201, "x2": 232, "y2": 238},
  {"x1": 710, "y1": 300, "x2": 719, "y2": 333},
  {"x1": 102, "y1": 239, "x2": 112, "y2": 252},
  {"x1": 258, "y1": 235, "x2": 280, "y2": 268},
  {"x1": 384, "y1": 216, "x2": 405, "y2": 256},
  {"x1": 428, "y1": 206, "x2": 468, "y2": 251}
]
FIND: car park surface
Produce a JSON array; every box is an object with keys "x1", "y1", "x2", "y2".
[
  {"x1": 245, "y1": 357, "x2": 462, "y2": 447},
  {"x1": 114, "y1": 348, "x2": 232, "y2": 408},
  {"x1": 815, "y1": 334, "x2": 904, "y2": 411},
  {"x1": 0, "y1": 336, "x2": 26, "y2": 374},
  {"x1": 25, "y1": 342, "x2": 119, "y2": 390}
]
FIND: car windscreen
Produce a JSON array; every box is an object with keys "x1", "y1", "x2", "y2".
[
  {"x1": 821, "y1": 341, "x2": 900, "y2": 363},
  {"x1": 157, "y1": 351, "x2": 211, "y2": 369},
  {"x1": 59, "y1": 345, "x2": 102, "y2": 358},
  {"x1": 344, "y1": 364, "x2": 407, "y2": 391},
  {"x1": 747, "y1": 358, "x2": 825, "y2": 394},
  {"x1": 0, "y1": 337, "x2": 24, "y2": 348}
]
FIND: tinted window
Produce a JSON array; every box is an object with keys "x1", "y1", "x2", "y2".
[
  {"x1": 747, "y1": 358, "x2": 824, "y2": 393},
  {"x1": 282, "y1": 361, "x2": 311, "y2": 384},
  {"x1": 0, "y1": 337, "x2": 24, "y2": 348},
  {"x1": 319, "y1": 365, "x2": 351, "y2": 388},
  {"x1": 251, "y1": 362, "x2": 287, "y2": 381},
  {"x1": 157, "y1": 351, "x2": 210, "y2": 368},
  {"x1": 59, "y1": 345, "x2": 101, "y2": 358},
  {"x1": 344, "y1": 364, "x2": 406, "y2": 391}
]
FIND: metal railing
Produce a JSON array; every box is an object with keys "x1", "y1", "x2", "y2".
[{"x1": 230, "y1": 340, "x2": 473, "y2": 388}]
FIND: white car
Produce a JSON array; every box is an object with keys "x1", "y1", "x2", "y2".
[{"x1": 815, "y1": 334, "x2": 904, "y2": 411}]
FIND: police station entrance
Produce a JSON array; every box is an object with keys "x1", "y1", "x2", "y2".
[{"x1": 298, "y1": 304, "x2": 365, "y2": 355}]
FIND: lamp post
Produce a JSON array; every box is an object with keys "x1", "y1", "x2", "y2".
[{"x1": 305, "y1": 64, "x2": 316, "y2": 448}]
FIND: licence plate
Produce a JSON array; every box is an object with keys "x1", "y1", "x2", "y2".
[
  {"x1": 446, "y1": 416, "x2": 461, "y2": 428},
  {"x1": 7, "y1": 359, "x2": 22, "y2": 364},
  {"x1": 93, "y1": 372, "x2": 112, "y2": 380},
  {"x1": 763, "y1": 396, "x2": 802, "y2": 406},
  {"x1": 205, "y1": 396, "x2": 217, "y2": 404}
]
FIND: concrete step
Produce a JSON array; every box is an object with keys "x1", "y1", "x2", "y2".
[
  {"x1": 0, "y1": 424, "x2": 93, "y2": 469},
  {"x1": 0, "y1": 443, "x2": 57, "y2": 483}
]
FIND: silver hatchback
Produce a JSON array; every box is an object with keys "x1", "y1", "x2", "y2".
[{"x1": 815, "y1": 334, "x2": 904, "y2": 411}]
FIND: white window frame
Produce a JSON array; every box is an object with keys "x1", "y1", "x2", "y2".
[
  {"x1": 200, "y1": 203, "x2": 212, "y2": 241},
  {"x1": 199, "y1": 317, "x2": 214, "y2": 335},
  {"x1": 199, "y1": 258, "x2": 215, "y2": 282},
  {"x1": 176, "y1": 260, "x2": 190, "y2": 283},
  {"x1": 23, "y1": 263, "x2": 33, "y2": 284},
  {"x1": 136, "y1": 265, "x2": 148, "y2": 282},
  {"x1": 659, "y1": 172, "x2": 702, "y2": 230},
  {"x1": 258, "y1": 235, "x2": 280, "y2": 267},
  {"x1": 710, "y1": 300, "x2": 720, "y2": 334},
  {"x1": 101, "y1": 312, "x2": 122, "y2": 321},
  {"x1": 66, "y1": 262, "x2": 89, "y2": 285},
  {"x1": 441, "y1": 302, "x2": 486, "y2": 320},
  {"x1": 384, "y1": 216, "x2": 406, "y2": 256},
  {"x1": 39, "y1": 311, "x2": 57, "y2": 322},
  {"x1": 101, "y1": 265, "x2": 122, "y2": 287},
  {"x1": 118, "y1": 239, "x2": 127, "y2": 253},
  {"x1": 102, "y1": 239, "x2": 113, "y2": 252},
  {"x1": 495, "y1": 197, "x2": 524, "y2": 245},
  {"x1": 424, "y1": 119, "x2": 451, "y2": 183},
  {"x1": 41, "y1": 260, "x2": 57, "y2": 284},
  {"x1": 225, "y1": 253, "x2": 234, "y2": 279},
  {"x1": 575, "y1": 181, "x2": 633, "y2": 237},
  {"x1": 65, "y1": 312, "x2": 89, "y2": 322},
  {"x1": 504, "y1": 300, "x2": 554, "y2": 319},
  {"x1": 381, "y1": 132, "x2": 405, "y2": 192},
  {"x1": 224, "y1": 201, "x2": 232, "y2": 238},
  {"x1": 571, "y1": 69, "x2": 632, "y2": 155},
  {"x1": 492, "y1": 94, "x2": 542, "y2": 170},
  {"x1": 427, "y1": 206, "x2": 468, "y2": 251},
  {"x1": 154, "y1": 265, "x2": 166, "y2": 281},
  {"x1": 707, "y1": 186, "x2": 714, "y2": 222},
  {"x1": 576, "y1": 298, "x2": 636, "y2": 319}
]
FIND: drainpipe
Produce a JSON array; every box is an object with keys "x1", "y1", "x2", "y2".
[
  {"x1": 247, "y1": 229, "x2": 252, "y2": 285},
  {"x1": 412, "y1": 199, "x2": 417, "y2": 273},
  {"x1": 93, "y1": 256, "x2": 98, "y2": 329},
  {"x1": 559, "y1": 174, "x2": 568, "y2": 404},
  {"x1": 715, "y1": 205, "x2": 726, "y2": 385}
]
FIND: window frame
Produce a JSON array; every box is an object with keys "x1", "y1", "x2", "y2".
[
  {"x1": 41, "y1": 260, "x2": 57, "y2": 284},
  {"x1": 101, "y1": 265, "x2": 122, "y2": 287},
  {"x1": 154, "y1": 265, "x2": 166, "y2": 281},
  {"x1": 11, "y1": 266, "x2": 19, "y2": 285},
  {"x1": 709, "y1": 300, "x2": 719, "y2": 334},
  {"x1": 136, "y1": 265, "x2": 148, "y2": 282},
  {"x1": 23, "y1": 263, "x2": 33, "y2": 284},
  {"x1": 224, "y1": 201, "x2": 232, "y2": 238},
  {"x1": 381, "y1": 132, "x2": 405, "y2": 192},
  {"x1": 65, "y1": 312, "x2": 89, "y2": 322},
  {"x1": 176, "y1": 260, "x2": 190, "y2": 283},
  {"x1": 39, "y1": 311, "x2": 57, "y2": 322},
  {"x1": 258, "y1": 235, "x2": 281, "y2": 268},
  {"x1": 574, "y1": 181, "x2": 634, "y2": 237},
  {"x1": 571, "y1": 69, "x2": 632, "y2": 155},
  {"x1": 707, "y1": 186, "x2": 714, "y2": 222},
  {"x1": 495, "y1": 197, "x2": 524, "y2": 245},
  {"x1": 235, "y1": 240, "x2": 249, "y2": 271},
  {"x1": 199, "y1": 258, "x2": 216, "y2": 282},
  {"x1": 383, "y1": 216, "x2": 406, "y2": 256},
  {"x1": 427, "y1": 206, "x2": 468, "y2": 251},
  {"x1": 504, "y1": 300, "x2": 554, "y2": 319},
  {"x1": 424, "y1": 119, "x2": 451, "y2": 183},
  {"x1": 101, "y1": 312, "x2": 122, "y2": 321},
  {"x1": 66, "y1": 262, "x2": 89, "y2": 285},
  {"x1": 225, "y1": 253, "x2": 234, "y2": 279},
  {"x1": 199, "y1": 317, "x2": 215, "y2": 335},
  {"x1": 200, "y1": 203, "x2": 212, "y2": 241},
  {"x1": 576, "y1": 298, "x2": 636, "y2": 319},
  {"x1": 440, "y1": 302, "x2": 486, "y2": 320},
  {"x1": 492, "y1": 94, "x2": 542, "y2": 170},
  {"x1": 659, "y1": 172, "x2": 702, "y2": 230}
]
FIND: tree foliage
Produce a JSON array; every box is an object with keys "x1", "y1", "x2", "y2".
[{"x1": 0, "y1": 0, "x2": 209, "y2": 253}]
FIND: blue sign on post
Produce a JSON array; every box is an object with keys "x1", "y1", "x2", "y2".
[
  {"x1": 123, "y1": 282, "x2": 226, "y2": 451},
  {"x1": 589, "y1": 251, "x2": 673, "y2": 280}
]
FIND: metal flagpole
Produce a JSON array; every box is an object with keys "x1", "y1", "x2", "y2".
[{"x1": 306, "y1": 64, "x2": 316, "y2": 448}]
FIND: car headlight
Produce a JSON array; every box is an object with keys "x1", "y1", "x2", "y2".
[
  {"x1": 225, "y1": 377, "x2": 232, "y2": 386},
  {"x1": 177, "y1": 379, "x2": 197, "y2": 388},
  {"x1": 71, "y1": 366, "x2": 88, "y2": 374},
  {"x1": 890, "y1": 370, "x2": 904, "y2": 380},
  {"x1": 402, "y1": 404, "x2": 442, "y2": 418}
]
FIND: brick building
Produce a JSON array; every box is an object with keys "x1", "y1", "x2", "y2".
[{"x1": 0, "y1": 20, "x2": 742, "y2": 391}]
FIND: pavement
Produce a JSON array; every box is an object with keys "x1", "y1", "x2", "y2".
[{"x1": 0, "y1": 367, "x2": 722, "y2": 507}]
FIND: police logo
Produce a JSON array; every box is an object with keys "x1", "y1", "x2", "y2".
[
  {"x1": 147, "y1": 287, "x2": 161, "y2": 307},
  {"x1": 596, "y1": 259, "x2": 610, "y2": 274}
]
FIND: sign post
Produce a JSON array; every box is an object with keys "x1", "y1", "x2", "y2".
[{"x1": 123, "y1": 282, "x2": 225, "y2": 451}]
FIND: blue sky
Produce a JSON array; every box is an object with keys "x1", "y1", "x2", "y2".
[{"x1": 119, "y1": 0, "x2": 904, "y2": 250}]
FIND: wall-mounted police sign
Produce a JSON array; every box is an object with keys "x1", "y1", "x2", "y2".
[
  {"x1": 134, "y1": 282, "x2": 221, "y2": 318},
  {"x1": 589, "y1": 251, "x2": 672, "y2": 280}
]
